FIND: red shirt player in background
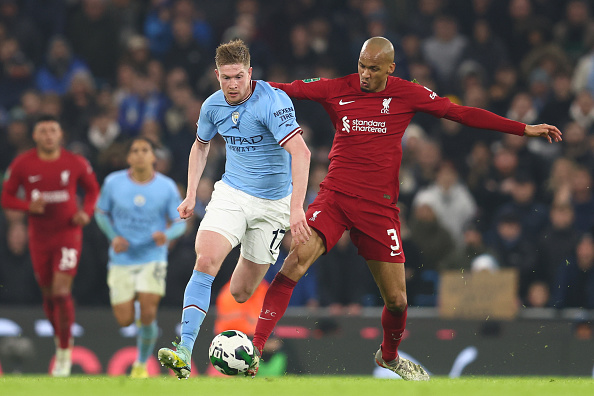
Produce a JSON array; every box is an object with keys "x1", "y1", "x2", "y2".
[
  {"x1": 1, "y1": 115, "x2": 99, "y2": 376},
  {"x1": 248, "y1": 37, "x2": 562, "y2": 380}
]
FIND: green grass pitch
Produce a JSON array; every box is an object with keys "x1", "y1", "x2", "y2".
[{"x1": 0, "y1": 376, "x2": 592, "y2": 396}]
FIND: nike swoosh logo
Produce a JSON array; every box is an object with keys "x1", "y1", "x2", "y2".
[
  {"x1": 390, "y1": 251, "x2": 402, "y2": 256},
  {"x1": 339, "y1": 100, "x2": 355, "y2": 105},
  {"x1": 258, "y1": 316, "x2": 272, "y2": 320},
  {"x1": 28, "y1": 175, "x2": 41, "y2": 183}
]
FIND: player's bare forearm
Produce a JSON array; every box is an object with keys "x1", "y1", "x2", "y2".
[
  {"x1": 524, "y1": 124, "x2": 563, "y2": 143},
  {"x1": 283, "y1": 135, "x2": 312, "y2": 244},
  {"x1": 152, "y1": 231, "x2": 167, "y2": 246},
  {"x1": 71, "y1": 210, "x2": 90, "y2": 226},
  {"x1": 112, "y1": 236, "x2": 129, "y2": 253},
  {"x1": 179, "y1": 140, "x2": 210, "y2": 219},
  {"x1": 29, "y1": 198, "x2": 46, "y2": 214}
]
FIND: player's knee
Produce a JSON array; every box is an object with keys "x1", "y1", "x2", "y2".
[
  {"x1": 194, "y1": 254, "x2": 219, "y2": 274},
  {"x1": 231, "y1": 290, "x2": 250, "y2": 304},
  {"x1": 283, "y1": 251, "x2": 311, "y2": 279},
  {"x1": 116, "y1": 316, "x2": 134, "y2": 327},
  {"x1": 229, "y1": 284, "x2": 253, "y2": 303},
  {"x1": 384, "y1": 294, "x2": 407, "y2": 313}
]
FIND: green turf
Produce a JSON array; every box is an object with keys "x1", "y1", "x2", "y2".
[{"x1": 0, "y1": 376, "x2": 592, "y2": 396}]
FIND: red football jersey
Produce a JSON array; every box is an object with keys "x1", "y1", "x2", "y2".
[
  {"x1": 270, "y1": 74, "x2": 525, "y2": 207},
  {"x1": 270, "y1": 74, "x2": 453, "y2": 206},
  {"x1": 1, "y1": 148, "x2": 100, "y2": 237}
]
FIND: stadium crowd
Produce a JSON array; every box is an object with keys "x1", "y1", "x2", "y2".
[{"x1": 1, "y1": 0, "x2": 594, "y2": 313}]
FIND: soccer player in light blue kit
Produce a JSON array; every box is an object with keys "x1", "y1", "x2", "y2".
[
  {"x1": 158, "y1": 39, "x2": 311, "y2": 379},
  {"x1": 95, "y1": 137, "x2": 186, "y2": 378}
]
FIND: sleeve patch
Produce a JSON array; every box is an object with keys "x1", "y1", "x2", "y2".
[{"x1": 302, "y1": 78, "x2": 320, "y2": 83}]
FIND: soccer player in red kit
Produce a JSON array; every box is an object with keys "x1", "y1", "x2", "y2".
[
  {"x1": 1, "y1": 115, "x2": 100, "y2": 376},
  {"x1": 247, "y1": 37, "x2": 562, "y2": 380}
]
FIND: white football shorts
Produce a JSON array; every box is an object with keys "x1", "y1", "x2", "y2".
[
  {"x1": 107, "y1": 261, "x2": 167, "y2": 305},
  {"x1": 199, "y1": 180, "x2": 290, "y2": 265}
]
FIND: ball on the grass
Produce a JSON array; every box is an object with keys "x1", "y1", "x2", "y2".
[{"x1": 208, "y1": 330, "x2": 255, "y2": 375}]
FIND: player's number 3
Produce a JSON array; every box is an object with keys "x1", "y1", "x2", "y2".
[{"x1": 387, "y1": 228, "x2": 401, "y2": 255}]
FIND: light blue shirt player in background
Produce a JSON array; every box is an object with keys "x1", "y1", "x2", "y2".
[
  {"x1": 95, "y1": 137, "x2": 186, "y2": 378},
  {"x1": 158, "y1": 39, "x2": 312, "y2": 379}
]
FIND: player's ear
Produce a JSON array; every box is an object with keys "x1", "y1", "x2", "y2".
[{"x1": 388, "y1": 62, "x2": 396, "y2": 75}]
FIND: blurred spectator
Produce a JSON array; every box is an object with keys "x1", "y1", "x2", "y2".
[
  {"x1": 0, "y1": 0, "x2": 42, "y2": 65},
  {"x1": 536, "y1": 202, "x2": 580, "y2": 289},
  {"x1": 0, "y1": 221, "x2": 39, "y2": 304},
  {"x1": 409, "y1": 202, "x2": 457, "y2": 272},
  {"x1": 551, "y1": 232, "x2": 594, "y2": 309},
  {"x1": 0, "y1": 37, "x2": 34, "y2": 109},
  {"x1": 87, "y1": 108, "x2": 120, "y2": 156},
  {"x1": 568, "y1": 89, "x2": 594, "y2": 129},
  {"x1": 422, "y1": 14, "x2": 468, "y2": 94},
  {"x1": 412, "y1": 161, "x2": 477, "y2": 247},
  {"x1": 568, "y1": 166, "x2": 594, "y2": 233},
  {"x1": 406, "y1": 0, "x2": 445, "y2": 39},
  {"x1": 493, "y1": 172, "x2": 549, "y2": 243},
  {"x1": 410, "y1": 139, "x2": 442, "y2": 190},
  {"x1": 117, "y1": 71, "x2": 166, "y2": 137},
  {"x1": 553, "y1": 0, "x2": 594, "y2": 64},
  {"x1": 525, "y1": 280, "x2": 550, "y2": 307},
  {"x1": 459, "y1": 19, "x2": 509, "y2": 86},
  {"x1": 488, "y1": 64, "x2": 520, "y2": 115},
  {"x1": 61, "y1": 71, "x2": 98, "y2": 142},
  {"x1": 110, "y1": 0, "x2": 144, "y2": 49},
  {"x1": 67, "y1": 0, "x2": 119, "y2": 84},
  {"x1": 172, "y1": 0, "x2": 214, "y2": 52},
  {"x1": 501, "y1": 0, "x2": 547, "y2": 65},
  {"x1": 447, "y1": 221, "x2": 499, "y2": 272},
  {"x1": 0, "y1": 117, "x2": 32, "y2": 171},
  {"x1": 35, "y1": 36, "x2": 90, "y2": 95},
  {"x1": 486, "y1": 208, "x2": 538, "y2": 301},
  {"x1": 559, "y1": 121, "x2": 593, "y2": 167},
  {"x1": 121, "y1": 34, "x2": 152, "y2": 75},
  {"x1": 164, "y1": 17, "x2": 208, "y2": 89},
  {"x1": 538, "y1": 71, "x2": 574, "y2": 127},
  {"x1": 506, "y1": 91, "x2": 538, "y2": 125}
]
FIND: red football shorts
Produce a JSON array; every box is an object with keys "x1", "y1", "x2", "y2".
[
  {"x1": 29, "y1": 229, "x2": 82, "y2": 287},
  {"x1": 306, "y1": 188, "x2": 405, "y2": 263}
]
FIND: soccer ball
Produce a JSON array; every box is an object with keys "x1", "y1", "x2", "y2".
[{"x1": 208, "y1": 330, "x2": 255, "y2": 375}]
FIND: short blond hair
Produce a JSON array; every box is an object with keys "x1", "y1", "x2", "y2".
[{"x1": 215, "y1": 39, "x2": 250, "y2": 68}]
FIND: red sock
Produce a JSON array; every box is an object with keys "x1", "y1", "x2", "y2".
[
  {"x1": 380, "y1": 305, "x2": 407, "y2": 362},
  {"x1": 42, "y1": 296, "x2": 56, "y2": 329},
  {"x1": 52, "y1": 294, "x2": 74, "y2": 349},
  {"x1": 252, "y1": 273, "x2": 297, "y2": 353}
]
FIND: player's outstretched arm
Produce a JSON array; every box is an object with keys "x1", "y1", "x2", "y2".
[{"x1": 524, "y1": 123, "x2": 563, "y2": 143}]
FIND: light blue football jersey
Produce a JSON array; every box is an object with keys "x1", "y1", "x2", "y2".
[
  {"x1": 96, "y1": 170, "x2": 183, "y2": 265},
  {"x1": 196, "y1": 80, "x2": 302, "y2": 200}
]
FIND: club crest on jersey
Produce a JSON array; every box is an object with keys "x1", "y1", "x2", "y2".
[
  {"x1": 134, "y1": 194, "x2": 146, "y2": 207},
  {"x1": 381, "y1": 98, "x2": 392, "y2": 114},
  {"x1": 231, "y1": 111, "x2": 240, "y2": 125},
  {"x1": 60, "y1": 170, "x2": 70, "y2": 185}
]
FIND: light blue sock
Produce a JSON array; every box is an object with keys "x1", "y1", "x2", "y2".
[
  {"x1": 179, "y1": 270, "x2": 215, "y2": 355},
  {"x1": 137, "y1": 320, "x2": 158, "y2": 363}
]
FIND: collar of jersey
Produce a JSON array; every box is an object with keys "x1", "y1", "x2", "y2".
[{"x1": 225, "y1": 80, "x2": 256, "y2": 106}]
